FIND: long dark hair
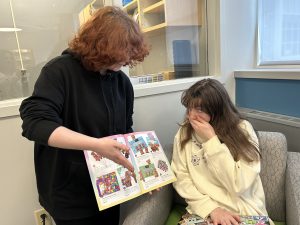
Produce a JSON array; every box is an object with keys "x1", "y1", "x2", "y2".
[{"x1": 179, "y1": 78, "x2": 260, "y2": 162}]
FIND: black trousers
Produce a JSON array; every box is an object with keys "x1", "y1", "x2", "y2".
[{"x1": 53, "y1": 205, "x2": 119, "y2": 225}]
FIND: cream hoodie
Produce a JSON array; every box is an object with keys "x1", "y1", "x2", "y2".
[{"x1": 171, "y1": 120, "x2": 271, "y2": 222}]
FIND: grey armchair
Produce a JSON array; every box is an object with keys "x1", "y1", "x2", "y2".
[{"x1": 119, "y1": 131, "x2": 300, "y2": 225}]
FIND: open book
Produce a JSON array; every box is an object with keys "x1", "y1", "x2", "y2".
[
  {"x1": 178, "y1": 213, "x2": 270, "y2": 225},
  {"x1": 84, "y1": 131, "x2": 176, "y2": 211}
]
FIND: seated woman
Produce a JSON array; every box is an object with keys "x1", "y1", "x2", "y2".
[{"x1": 171, "y1": 79, "x2": 274, "y2": 225}]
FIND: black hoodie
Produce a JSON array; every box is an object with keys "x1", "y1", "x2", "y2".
[{"x1": 19, "y1": 50, "x2": 134, "y2": 219}]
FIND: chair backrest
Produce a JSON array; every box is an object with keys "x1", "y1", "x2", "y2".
[
  {"x1": 171, "y1": 131, "x2": 288, "y2": 221},
  {"x1": 258, "y1": 131, "x2": 287, "y2": 222}
]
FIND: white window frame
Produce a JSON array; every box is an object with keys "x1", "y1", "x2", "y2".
[{"x1": 257, "y1": 0, "x2": 300, "y2": 67}]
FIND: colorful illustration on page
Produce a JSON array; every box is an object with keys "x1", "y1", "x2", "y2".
[{"x1": 96, "y1": 172, "x2": 120, "y2": 197}]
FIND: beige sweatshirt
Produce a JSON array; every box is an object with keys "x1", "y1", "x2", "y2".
[{"x1": 171, "y1": 120, "x2": 269, "y2": 220}]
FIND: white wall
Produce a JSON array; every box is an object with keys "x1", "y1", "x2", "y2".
[
  {"x1": 0, "y1": 1, "x2": 260, "y2": 224},
  {"x1": 133, "y1": 91, "x2": 186, "y2": 158},
  {"x1": 0, "y1": 116, "x2": 39, "y2": 225},
  {"x1": 0, "y1": 87, "x2": 188, "y2": 225},
  {"x1": 218, "y1": 0, "x2": 257, "y2": 101}
]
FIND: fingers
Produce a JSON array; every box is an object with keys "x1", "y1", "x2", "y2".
[
  {"x1": 96, "y1": 138, "x2": 133, "y2": 171},
  {"x1": 210, "y1": 208, "x2": 240, "y2": 225},
  {"x1": 229, "y1": 217, "x2": 239, "y2": 225},
  {"x1": 231, "y1": 213, "x2": 241, "y2": 223},
  {"x1": 148, "y1": 188, "x2": 161, "y2": 195},
  {"x1": 190, "y1": 118, "x2": 204, "y2": 128},
  {"x1": 196, "y1": 115, "x2": 205, "y2": 122},
  {"x1": 189, "y1": 113, "x2": 205, "y2": 123},
  {"x1": 189, "y1": 119, "x2": 200, "y2": 129},
  {"x1": 116, "y1": 153, "x2": 134, "y2": 172},
  {"x1": 110, "y1": 140, "x2": 133, "y2": 171},
  {"x1": 114, "y1": 141, "x2": 130, "y2": 153},
  {"x1": 223, "y1": 214, "x2": 239, "y2": 225}
]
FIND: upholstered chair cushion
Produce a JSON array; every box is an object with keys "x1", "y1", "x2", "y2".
[
  {"x1": 286, "y1": 152, "x2": 300, "y2": 225},
  {"x1": 120, "y1": 131, "x2": 300, "y2": 225},
  {"x1": 119, "y1": 185, "x2": 173, "y2": 225},
  {"x1": 259, "y1": 131, "x2": 287, "y2": 222}
]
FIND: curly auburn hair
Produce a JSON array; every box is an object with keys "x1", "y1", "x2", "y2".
[{"x1": 69, "y1": 6, "x2": 149, "y2": 71}]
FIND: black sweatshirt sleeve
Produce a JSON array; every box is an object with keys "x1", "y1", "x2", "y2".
[
  {"x1": 19, "y1": 65, "x2": 65, "y2": 144},
  {"x1": 125, "y1": 74, "x2": 134, "y2": 133}
]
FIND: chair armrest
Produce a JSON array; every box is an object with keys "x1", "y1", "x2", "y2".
[
  {"x1": 286, "y1": 152, "x2": 300, "y2": 225},
  {"x1": 119, "y1": 185, "x2": 173, "y2": 225}
]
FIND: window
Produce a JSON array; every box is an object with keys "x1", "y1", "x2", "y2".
[
  {"x1": 0, "y1": 0, "x2": 208, "y2": 102},
  {"x1": 0, "y1": 0, "x2": 95, "y2": 101},
  {"x1": 258, "y1": 0, "x2": 300, "y2": 65},
  {"x1": 123, "y1": 0, "x2": 208, "y2": 84}
]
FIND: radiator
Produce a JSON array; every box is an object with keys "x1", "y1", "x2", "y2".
[{"x1": 238, "y1": 107, "x2": 300, "y2": 152}]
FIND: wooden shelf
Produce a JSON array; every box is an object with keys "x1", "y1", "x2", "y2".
[
  {"x1": 143, "y1": 1, "x2": 164, "y2": 14},
  {"x1": 123, "y1": 0, "x2": 203, "y2": 77},
  {"x1": 123, "y1": 0, "x2": 138, "y2": 12},
  {"x1": 142, "y1": 22, "x2": 166, "y2": 33}
]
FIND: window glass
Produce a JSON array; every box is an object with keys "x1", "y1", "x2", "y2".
[
  {"x1": 123, "y1": 0, "x2": 208, "y2": 84},
  {"x1": 0, "y1": 0, "x2": 208, "y2": 101},
  {"x1": 0, "y1": 0, "x2": 92, "y2": 101},
  {"x1": 258, "y1": 0, "x2": 300, "y2": 65}
]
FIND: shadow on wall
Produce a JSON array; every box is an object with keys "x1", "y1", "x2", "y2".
[{"x1": 133, "y1": 90, "x2": 186, "y2": 160}]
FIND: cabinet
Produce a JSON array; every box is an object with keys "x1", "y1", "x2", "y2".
[
  {"x1": 123, "y1": 0, "x2": 206, "y2": 81},
  {"x1": 124, "y1": 0, "x2": 201, "y2": 33}
]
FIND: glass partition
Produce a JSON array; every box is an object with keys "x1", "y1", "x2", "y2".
[
  {"x1": 0, "y1": 0, "x2": 93, "y2": 101},
  {"x1": 0, "y1": 0, "x2": 208, "y2": 101},
  {"x1": 123, "y1": 0, "x2": 208, "y2": 84}
]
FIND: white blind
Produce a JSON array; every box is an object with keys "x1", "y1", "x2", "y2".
[{"x1": 258, "y1": 0, "x2": 300, "y2": 65}]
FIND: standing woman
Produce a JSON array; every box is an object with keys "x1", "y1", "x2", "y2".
[
  {"x1": 19, "y1": 6, "x2": 149, "y2": 225},
  {"x1": 171, "y1": 79, "x2": 274, "y2": 225}
]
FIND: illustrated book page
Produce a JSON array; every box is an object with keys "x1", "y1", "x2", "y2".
[{"x1": 84, "y1": 130, "x2": 176, "y2": 210}]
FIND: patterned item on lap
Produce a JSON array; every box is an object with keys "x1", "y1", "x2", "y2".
[
  {"x1": 178, "y1": 213, "x2": 270, "y2": 225},
  {"x1": 178, "y1": 213, "x2": 207, "y2": 225}
]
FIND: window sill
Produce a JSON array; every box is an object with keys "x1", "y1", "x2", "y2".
[
  {"x1": 0, "y1": 76, "x2": 213, "y2": 118},
  {"x1": 134, "y1": 76, "x2": 212, "y2": 97},
  {"x1": 0, "y1": 98, "x2": 25, "y2": 118},
  {"x1": 234, "y1": 69, "x2": 300, "y2": 80}
]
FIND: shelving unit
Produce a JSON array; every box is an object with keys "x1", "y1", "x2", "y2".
[
  {"x1": 123, "y1": 0, "x2": 202, "y2": 34},
  {"x1": 139, "y1": 0, "x2": 165, "y2": 32},
  {"x1": 143, "y1": 1, "x2": 164, "y2": 14},
  {"x1": 78, "y1": 0, "x2": 96, "y2": 25},
  {"x1": 142, "y1": 22, "x2": 166, "y2": 33},
  {"x1": 123, "y1": 0, "x2": 138, "y2": 18},
  {"x1": 123, "y1": 0, "x2": 206, "y2": 81},
  {"x1": 123, "y1": 0, "x2": 138, "y2": 12}
]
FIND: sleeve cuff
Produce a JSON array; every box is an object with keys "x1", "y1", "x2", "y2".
[
  {"x1": 187, "y1": 201, "x2": 219, "y2": 219},
  {"x1": 30, "y1": 120, "x2": 61, "y2": 145},
  {"x1": 202, "y1": 135, "x2": 224, "y2": 156}
]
